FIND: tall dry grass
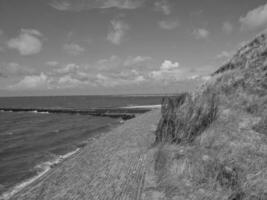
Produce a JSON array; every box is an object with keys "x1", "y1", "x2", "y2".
[
  {"x1": 148, "y1": 31, "x2": 267, "y2": 200},
  {"x1": 155, "y1": 89, "x2": 218, "y2": 144}
]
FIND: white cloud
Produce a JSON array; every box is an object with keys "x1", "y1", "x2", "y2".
[
  {"x1": 63, "y1": 43, "x2": 85, "y2": 55},
  {"x1": 57, "y1": 75, "x2": 87, "y2": 88},
  {"x1": 6, "y1": 56, "x2": 150, "y2": 90},
  {"x1": 0, "y1": 62, "x2": 36, "y2": 77},
  {"x1": 49, "y1": 0, "x2": 72, "y2": 10},
  {"x1": 54, "y1": 57, "x2": 149, "y2": 88},
  {"x1": 123, "y1": 56, "x2": 152, "y2": 66},
  {"x1": 49, "y1": 0, "x2": 143, "y2": 11},
  {"x1": 93, "y1": 57, "x2": 207, "y2": 86},
  {"x1": 148, "y1": 60, "x2": 212, "y2": 84},
  {"x1": 107, "y1": 19, "x2": 130, "y2": 45},
  {"x1": 7, "y1": 29, "x2": 43, "y2": 55},
  {"x1": 222, "y1": 22, "x2": 233, "y2": 34},
  {"x1": 154, "y1": 0, "x2": 171, "y2": 15},
  {"x1": 149, "y1": 69, "x2": 181, "y2": 82},
  {"x1": 46, "y1": 61, "x2": 59, "y2": 67},
  {"x1": 8, "y1": 68, "x2": 92, "y2": 90},
  {"x1": 96, "y1": 73, "x2": 117, "y2": 87},
  {"x1": 45, "y1": 57, "x2": 149, "y2": 89},
  {"x1": 96, "y1": 72, "x2": 144, "y2": 87},
  {"x1": 160, "y1": 60, "x2": 179, "y2": 70},
  {"x1": 7, "y1": 62, "x2": 33, "y2": 75},
  {"x1": 9, "y1": 73, "x2": 50, "y2": 89},
  {"x1": 158, "y1": 19, "x2": 179, "y2": 30},
  {"x1": 56, "y1": 63, "x2": 80, "y2": 73},
  {"x1": 149, "y1": 60, "x2": 182, "y2": 82},
  {"x1": 193, "y1": 28, "x2": 210, "y2": 39},
  {"x1": 96, "y1": 55, "x2": 121, "y2": 70},
  {"x1": 188, "y1": 74, "x2": 211, "y2": 82},
  {"x1": 95, "y1": 55, "x2": 153, "y2": 72},
  {"x1": 101, "y1": 0, "x2": 144, "y2": 9},
  {"x1": 5, "y1": 55, "x2": 213, "y2": 91},
  {"x1": 240, "y1": 3, "x2": 267, "y2": 30}
]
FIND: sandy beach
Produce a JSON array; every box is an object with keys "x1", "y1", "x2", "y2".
[{"x1": 7, "y1": 109, "x2": 161, "y2": 200}]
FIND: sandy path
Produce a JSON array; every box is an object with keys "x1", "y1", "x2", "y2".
[{"x1": 10, "y1": 109, "x2": 160, "y2": 200}]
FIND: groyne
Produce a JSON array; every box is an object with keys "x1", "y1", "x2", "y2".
[{"x1": 0, "y1": 107, "x2": 152, "y2": 120}]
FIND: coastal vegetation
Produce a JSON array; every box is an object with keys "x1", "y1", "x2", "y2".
[{"x1": 151, "y1": 31, "x2": 267, "y2": 200}]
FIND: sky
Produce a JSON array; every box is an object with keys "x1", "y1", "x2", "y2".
[{"x1": 0, "y1": 0, "x2": 267, "y2": 96}]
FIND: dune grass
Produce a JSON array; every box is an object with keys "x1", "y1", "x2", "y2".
[
  {"x1": 147, "y1": 31, "x2": 267, "y2": 200},
  {"x1": 149, "y1": 107, "x2": 267, "y2": 200},
  {"x1": 155, "y1": 89, "x2": 218, "y2": 144}
]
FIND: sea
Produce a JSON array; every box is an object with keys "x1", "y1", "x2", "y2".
[{"x1": 0, "y1": 95, "x2": 164, "y2": 198}]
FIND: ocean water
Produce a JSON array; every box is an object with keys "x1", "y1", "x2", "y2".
[
  {"x1": 0, "y1": 95, "x2": 163, "y2": 109},
  {"x1": 0, "y1": 95, "x2": 163, "y2": 197}
]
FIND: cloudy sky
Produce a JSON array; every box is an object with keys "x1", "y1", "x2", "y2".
[{"x1": 0, "y1": 0, "x2": 267, "y2": 96}]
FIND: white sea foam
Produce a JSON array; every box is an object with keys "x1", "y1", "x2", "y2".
[
  {"x1": 121, "y1": 104, "x2": 161, "y2": 109},
  {"x1": 40, "y1": 112, "x2": 49, "y2": 114},
  {"x1": 0, "y1": 110, "x2": 49, "y2": 114},
  {"x1": 30, "y1": 111, "x2": 49, "y2": 114},
  {"x1": 0, "y1": 148, "x2": 80, "y2": 200},
  {"x1": 37, "y1": 111, "x2": 49, "y2": 114}
]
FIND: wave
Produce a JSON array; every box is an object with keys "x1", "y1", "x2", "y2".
[
  {"x1": 30, "y1": 110, "x2": 49, "y2": 114},
  {"x1": 0, "y1": 110, "x2": 49, "y2": 114},
  {"x1": 0, "y1": 110, "x2": 13, "y2": 113},
  {"x1": 0, "y1": 148, "x2": 80, "y2": 200},
  {"x1": 0, "y1": 108, "x2": 139, "y2": 119},
  {"x1": 121, "y1": 104, "x2": 161, "y2": 109}
]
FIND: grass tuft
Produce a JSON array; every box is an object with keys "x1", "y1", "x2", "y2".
[{"x1": 155, "y1": 90, "x2": 218, "y2": 144}]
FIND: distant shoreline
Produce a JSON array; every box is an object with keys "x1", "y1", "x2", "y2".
[
  {"x1": 0, "y1": 107, "x2": 151, "y2": 120},
  {"x1": 0, "y1": 94, "x2": 175, "y2": 98}
]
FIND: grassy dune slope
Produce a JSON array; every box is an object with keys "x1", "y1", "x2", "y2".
[{"x1": 147, "y1": 32, "x2": 267, "y2": 200}]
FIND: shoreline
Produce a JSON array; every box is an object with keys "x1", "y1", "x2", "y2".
[
  {"x1": 0, "y1": 120, "x2": 120, "y2": 200},
  {"x1": 0, "y1": 106, "x2": 156, "y2": 121},
  {"x1": 6, "y1": 109, "x2": 161, "y2": 200},
  {"x1": 0, "y1": 109, "x2": 158, "y2": 200},
  {"x1": 0, "y1": 148, "x2": 81, "y2": 200},
  {"x1": 0, "y1": 121, "x2": 121, "y2": 200}
]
